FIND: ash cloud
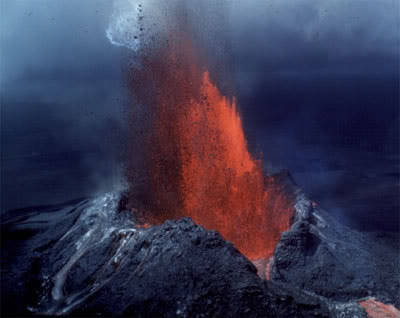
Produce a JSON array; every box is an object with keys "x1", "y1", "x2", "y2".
[{"x1": 230, "y1": 0, "x2": 398, "y2": 74}]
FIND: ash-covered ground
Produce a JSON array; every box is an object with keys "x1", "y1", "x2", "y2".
[{"x1": 1, "y1": 177, "x2": 399, "y2": 317}]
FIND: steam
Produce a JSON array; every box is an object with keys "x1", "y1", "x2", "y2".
[
  {"x1": 106, "y1": 0, "x2": 168, "y2": 53},
  {"x1": 106, "y1": 0, "x2": 142, "y2": 51}
]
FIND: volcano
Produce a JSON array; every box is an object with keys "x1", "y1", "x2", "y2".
[
  {"x1": 2, "y1": 184, "x2": 399, "y2": 317},
  {"x1": 1, "y1": 2, "x2": 399, "y2": 318}
]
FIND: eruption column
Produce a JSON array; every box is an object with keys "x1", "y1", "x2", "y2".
[{"x1": 132, "y1": 38, "x2": 294, "y2": 261}]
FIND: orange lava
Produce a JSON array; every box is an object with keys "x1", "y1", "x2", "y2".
[
  {"x1": 129, "y1": 34, "x2": 294, "y2": 261},
  {"x1": 359, "y1": 299, "x2": 400, "y2": 318},
  {"x1": 252, "y1": 256, "x2": 275, "y2": 280}
]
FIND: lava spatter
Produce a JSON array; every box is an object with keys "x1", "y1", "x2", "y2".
[{"x1": 130, "y1": 34, "x2": 294, "y2": 260}]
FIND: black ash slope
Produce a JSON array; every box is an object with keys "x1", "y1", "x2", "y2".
[
  {"x1": 1, "y1": 193, "x2": 330, "y2": 317},
  {"x1": 272, "y1": 192, "x2": 400, "y2": 308},
  {"x1": 1, "y1": 188, "x2": 399, "y2": 317}
]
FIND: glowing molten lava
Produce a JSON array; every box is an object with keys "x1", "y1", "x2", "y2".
[
  {"x1": 359, "y1": 299, "x2": 400, "y2": 318},
  {"x1": 130, "y1": 36, "x2": 294, "y2": 261}
]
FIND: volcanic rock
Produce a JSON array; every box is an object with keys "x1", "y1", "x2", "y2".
[
  {"x1": 1, "y1": 193, "x2": 330, "y2": 317},
  {"x1": 1, "y1": 190, "x2": 399, "y2": 317},
  {"x1": 271, "y1": 192, "x2": 400, "y2": 311}
]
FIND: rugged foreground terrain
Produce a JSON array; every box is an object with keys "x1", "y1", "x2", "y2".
[{"x1": 1, "y1": 189, "x2": 399, "y2": 317}]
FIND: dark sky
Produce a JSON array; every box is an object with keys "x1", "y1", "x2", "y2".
[
  {"x1": 227, "y1": 0, "x2": 399, "y2": 231},
  {"x1": 1, "y1": 0, "x2": 125, "y2": 210},
  {"x1": 1, "y1": 0, "x2": 399, "y2": 231}
]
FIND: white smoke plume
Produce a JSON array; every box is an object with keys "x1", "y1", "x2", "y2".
[
  {"x1": 106, "y1": 0, "x2": 142, "y2": 51},
  {"x1": 105, "y1": 0, "x2": 168, "y2": 52}
]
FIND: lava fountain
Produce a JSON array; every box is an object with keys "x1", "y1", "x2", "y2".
[{"x1": 127, "y1": 33, "x2": 294, "y2": 261}]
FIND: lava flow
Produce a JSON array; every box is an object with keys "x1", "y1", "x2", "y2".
[{"x1": 128, "y1": 34, "x2": 294, "y2": 261}]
